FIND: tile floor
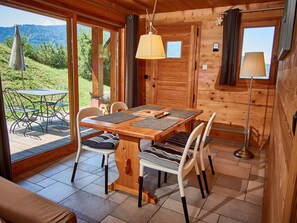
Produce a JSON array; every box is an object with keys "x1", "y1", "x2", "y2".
[{"x1": 14, "y1": 139, "x2": 265, "y2": 223}]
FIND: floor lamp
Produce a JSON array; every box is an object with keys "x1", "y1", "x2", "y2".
[{"x1": 234, "y1": 52, "x2": 266, "y2": 159}]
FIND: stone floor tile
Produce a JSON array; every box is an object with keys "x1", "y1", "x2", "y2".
[
  {"x1": 197, "y1": 209, "x2": 220, "y2": 223},
  {"x1": 36, "y1": 177, "x2": 57, "y2": 187},
  {"x1": 101, "y1": 215, "x2": 127, "y2": 223},
  {"x1": 202, "y1": 193, "x2": 262, "y2": 223},
  {"x1": 18, "y1": 171, "x2": 47, "y2": 183},
  {"x1": 76, "y1": 217, "x2": 88, "y2": 223},
  {"x1": 37, "y1": 182, "x2": 78, "y2": 203},
  {"x1": 148, "y1": 207, "x2": 197, "y2": 223},
  {"x1": 108, "y1": 192, "x2": 129, "y2": 204},
  {"x1": 246, "y1": 181, "x2": 264, "y2": 197},
  {"x1": 112, "y1": 197, "x2": 159, "y2": 223},
  {"x1": 60, "y1": 190, "x2": 118, "y2": 222},
  {"x1": 215, "y1": 174, "x2": 248, "y2": 192},
  {"x1": 162, "y1": 198, "x2": 201, "y2": 218},
  {"x1": 211, "y1": 186, "x2": 245, "y2": 200},
  {"x1": 251, "y1": 164, "x2": 265, "y2": 177},
  {"x1": 218, "y1": 215, "x2": 244, "y2": 223},
  {"x1": 245, "y1": 194, "x2": 264, "y2": 206},
  {"x1": 34, "y1": 163, "x2": 70, "y2": 177},
  {"x1": 16, "y1": 180, "x2": 44, "y2": 193},
  {"x1": 213, "y1": 162, "x2": 250, "y2": 179},
  {"x1": 82, "y1": 183, "x2": 114, "y2": 199},
  {"x1": 169, "y1": 186, "x2": 206, "y2": 208},
  {"x1": 51, "y1": 168, "x2": 99, "y2": 189}
]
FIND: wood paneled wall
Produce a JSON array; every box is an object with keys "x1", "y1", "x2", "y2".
[
  {"x1": 144, "y1": 1, "x2": 284, "y2": 145},
  {"x1": 265, "y1": 11, "x2": 297, "y2": 223}
]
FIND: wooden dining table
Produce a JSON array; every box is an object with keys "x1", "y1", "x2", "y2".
[{"x1": 79, "y1": 105, "x2": 203, "y2": 204}]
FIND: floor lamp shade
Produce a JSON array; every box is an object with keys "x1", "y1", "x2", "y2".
[
  {"x1": 234, "y1": 52, "x2": 266, "y2": 159},
  {"x1": 240, "y1": 52, "x2": 266, "y2": 78},
  {"x1": 135, "y1": 32, "x2": 165, "y2": 59}
]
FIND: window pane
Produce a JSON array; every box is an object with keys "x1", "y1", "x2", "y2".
[
  {"x1": 166, "y1": 41, "x2": 182, "y2": 58},
  {"x1": 240, "y1": 27, "x2": 275, "y2": 79}
]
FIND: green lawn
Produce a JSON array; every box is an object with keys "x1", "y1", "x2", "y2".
[{"x1": 0, "y1": 43, "x2": 109, "y2": 107}]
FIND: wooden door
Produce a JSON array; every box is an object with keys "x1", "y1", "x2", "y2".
[{"x1": 152, "y1": 23, "x2": 199, "y2": 108}]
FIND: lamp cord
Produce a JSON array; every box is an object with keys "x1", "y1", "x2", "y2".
[{"x1": 146, "y1": 0, "x2": 158, "y2": 34}]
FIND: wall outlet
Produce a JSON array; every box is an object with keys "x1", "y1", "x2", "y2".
[{"x1": 202, "y1": 64, "x2": 208, "y2": 70}]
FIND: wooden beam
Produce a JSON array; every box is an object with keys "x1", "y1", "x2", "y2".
[
  {"x1": 91, "y1": 27, "x2": 104, "y2": 99},
  {"x1": 110, "y1": 30, "x2": 118, "y2": 104},
  {"x1": 33, "y1": 0, "x2": 126, "y2": 27},
  {"x1": 67, "y1": 15, "x2": 79, "y2": 140},
  {"x1": 119, "y1": 28, "x2": 126, "y2": 102}
]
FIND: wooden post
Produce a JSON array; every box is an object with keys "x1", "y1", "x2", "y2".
[
  {"x1": 91, "y1": 27, "x2": 104, "y2": 106},
  {"x1": 66, "y1": 15, "x2": 79, "y2": 140},
  {"x1": 110, "y1": 30, "x2": 118, "y2": 104}
]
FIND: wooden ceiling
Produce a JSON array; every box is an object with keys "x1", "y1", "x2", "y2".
[
  {"x1": 0, "y1": 0, "x2": 284, "y2": 28},
  {"x1": 87, "y1": 0, "x2": 284, "y2": 14}
]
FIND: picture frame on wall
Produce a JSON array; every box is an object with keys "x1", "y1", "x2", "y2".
[{"x1": 278, "y1": 0, "x2": 297, "y2": 60}]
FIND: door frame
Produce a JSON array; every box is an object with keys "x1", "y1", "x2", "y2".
[{"x1": 149, "y1": 21, "x2": 201, "y2": 108}]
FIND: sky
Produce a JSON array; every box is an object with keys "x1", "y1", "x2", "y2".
[{"x1": 0, "y1": 5, "x2": 65, "y2": 27}]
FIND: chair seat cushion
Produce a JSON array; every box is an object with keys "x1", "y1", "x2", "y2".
[
  {"x1": 137, "y1": 143, "x2": 193, "y2": 170},
  {"x1": 82, "y1": 133, "x2": 119, "y2": 149},
  {"x1": 166, "y1": 131, "x2": 212, "y2": 150}
]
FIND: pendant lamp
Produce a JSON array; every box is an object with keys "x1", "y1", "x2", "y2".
[{"x1": 135, "y1": 0, "x2": 165, "y2": 59}]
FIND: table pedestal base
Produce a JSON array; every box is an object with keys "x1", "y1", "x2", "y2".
[{"x1": 110, "y1": 135, "x2": 157, "y2": 204}]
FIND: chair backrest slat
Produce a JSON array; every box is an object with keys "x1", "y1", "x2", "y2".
[
  {"x1": 178, "y1": 122, "x2": 204, "y2": 171},
  {"x1": 76, "y1": 107, "x2": 103, "y2": 144},
  {"x1": 110, "y1": 102, "x2": 128, "y2": 114}
]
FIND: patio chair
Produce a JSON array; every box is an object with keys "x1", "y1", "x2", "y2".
[
  {"x1": 3, "y1": 88, "x2": 43, "y2": 134},
  {"x1": 165, "y1": 112, "x2": 217, "y2": 194},
  {"x1": 47, "y1": 93, "x2": 69, "y2": 126},
  {"x1": 137, "y1": 123, "x2": 205, "y2": 223},
  {"x1": 71, "y1": 107, "x2": 119, "y2": 194}
]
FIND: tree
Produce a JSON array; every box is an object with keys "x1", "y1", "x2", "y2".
[{"x1": 78, "y1": 29, "x2": 92, "y2": 80}]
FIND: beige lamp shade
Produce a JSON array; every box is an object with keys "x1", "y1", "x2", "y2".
[
  {"x1": 240, "y1": 52, "x2": 266, "y2": 78},
  {"x1": 136, "y1": 32, "x2": 165, "y2": 59}
]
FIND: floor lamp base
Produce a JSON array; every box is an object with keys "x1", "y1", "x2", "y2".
[{"x1": 234, "y1": 148, "x2": 254, "y2": 159}]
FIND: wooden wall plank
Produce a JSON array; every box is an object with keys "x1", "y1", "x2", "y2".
[
  {"x1": 144, "y1": 2, "x2": 283, "y2": 145},
  {"x1": 265, "y1": 9, "x2": 297, "y2": 223}
]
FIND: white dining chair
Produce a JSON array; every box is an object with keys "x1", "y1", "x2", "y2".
[
  {"x1": 137, "y1": 123, "x2": 205, "y2": 223},
  {"x1": 165, "y1": 112, "x2": 217, "y2": 194},
  {"x1": 98, "y1": 101, "x2": 128, "y2": 167},
  {"x1": 71, "y1": 107, "x2": 119, "y2": 194},
  {"x1": 110, "y1": 101, "x2": 128, "y2": 114}
]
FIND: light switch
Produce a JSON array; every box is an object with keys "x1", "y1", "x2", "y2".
[{"x1": 202, "y1": 64, "x2": 208, "y2": 70}]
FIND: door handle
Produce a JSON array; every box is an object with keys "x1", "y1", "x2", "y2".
[{"x1": 293, "y1": 111, "x2": 297, "y2": 136}]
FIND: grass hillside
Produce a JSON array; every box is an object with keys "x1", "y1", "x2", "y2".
[{"x1": 0, "y1": 43, "x2": 93, "y2": 107}]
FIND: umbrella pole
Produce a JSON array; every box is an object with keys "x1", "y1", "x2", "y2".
[{"x1": 21, "y1": 70, "x2": 25, "y2": 89}]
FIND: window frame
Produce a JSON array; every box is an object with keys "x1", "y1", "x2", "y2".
[{"x1": 236, "y1": 19, "x2": 281, "y2": 85}]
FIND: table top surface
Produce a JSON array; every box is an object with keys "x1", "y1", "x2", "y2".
[
  {"x1": 80, "y1": 105, "x2": 203, "y2": 141},
  {"x1": 16, "y1": 89, "x2": 68, "y2": 96}
]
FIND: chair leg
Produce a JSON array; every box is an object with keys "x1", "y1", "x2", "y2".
[
  {"x1": 105, "y1": 164, "x2": 108, "y2": 194},
  {"x1": 197, "y1": 174, "x2": 205, "y2": 199},
  {"x1": 71, "y1": 162, "x2": 78, "y2": 182},
  {"x1": 181, "y1": 196, "x2": 190, "y2": 223},
  {"x1": 208, "y1": 155, "x2": 215, "y2": 175},
  {"x1": 158, "y1": 170, "x2": 161, "y2": 188},
  {"x1": 101, "y1": 155, "x2": 105, "y2": 168},
  {"x1": 202, "y1": 170, "x2": 210, "y2": 194},
  {"x1": 164, "y1": 172, "x2": 167, "y2": 183},
  {"x1": 138, "y1": 176, "x2": 143, "y2": 207}
]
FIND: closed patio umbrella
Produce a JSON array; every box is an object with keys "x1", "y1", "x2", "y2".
[{"x1": 9, "y1": 25, "x2": 26, "y2": 89}]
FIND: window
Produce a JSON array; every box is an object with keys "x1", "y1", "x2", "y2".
[
  {"x1": 241, "y1": 27, "x2": 275, "y2": 79},
  {"x1": 237, "y1": 20, "x2": 280, "y2": 84},
  {"x1": 166, "y1": 41, "x2": 182, "y2": 58}
]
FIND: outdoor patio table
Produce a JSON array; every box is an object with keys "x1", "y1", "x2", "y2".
[
  {"x1": 16, "y1": 89, "x2": 68, "y2": 131},
  {"x1": 79, "y1": 105, "x2": 203, "y2": 204}
]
